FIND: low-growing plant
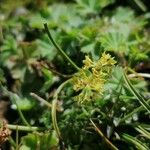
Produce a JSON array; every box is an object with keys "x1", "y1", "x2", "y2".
[{"x1": 0, "y1": 0, "x2": 150, "y2": 150}]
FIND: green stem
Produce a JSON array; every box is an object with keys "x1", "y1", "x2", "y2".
[
  {"x1": 9, "y1": 136, "x2": 16, "y2": 148},
  {"x1": 4, "y1": 88, "x2": 31, "y2": 128},
  {"x1": 13, "y1": 98, "x2": 31, "y2": 127},
  {"x1": 52, "y1": 79, "x2": 71, "y2": 139},
  {"x1": 133, "y1": 0, "x2": 147, "y2": 12},
  {"x1": 16, "y1": 126, "x2": 19, "y2": 150},
  {"x1": 43, "y1": 23, "x2": 80, "y2": 71},
  {"x1": 8, "y1": 124, "x2": 44, "y2": 132},
  {"x1": 123, "y1": 72, "x2": 150, "y2": 113},
  {"x1": 119, "y1": 99, "x2": 150, "y2": 124},
  {"x1": 122, "y1": 134, "x2": 149, "y2": 150}
]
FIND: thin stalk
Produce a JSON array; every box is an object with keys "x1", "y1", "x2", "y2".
[
  {"x1": 43, "y1": 23, "x2": 80, "y2": 71},
  {"x1": 135, "y1": 126, "x2": 150, "y2": 140},
  {"x1": 42, "y1": 63, "x2": 73, "y2": 78},
  {"x1": 14, "y1": 99, "x2": 31, "y2": 127},
  {"x1": 128, "y1": 73, "x2": 150, "y2": 79},
  {"x1": 122, "y1": 134, "x2": 149, "y2": 150},
  {"x1": 123, "y1": 71, "x2": 150, "y2": 113},
  {"x1": 131, "y1": 123, "x2": 150, "y2": 131},
  {"x1": 2, "y1": 88, "x2": 31, "y2": 127},
  {"x1": 8, "y1": 124, "x2": 44, "y2": 132},
  {"x1": 119, "y1": 99, "x2": 150, "y2": 124},
  {"x1": 51, "y1": 79, "x2": 71, "y2": 139},
  {"x1": 9, "y1": 136, "x2": 16, "y2": 148},
  {"x1": 30, "y1": 92, "x2": 52, "y2": 108},
  {"x1": 133, "y1": 0, "x2": 147, "y2": 12},
  {"x1": 16, "y1": 126, "x2": 19, "y2": 150},
  {"x1": 30, "y1": 92, "x2": 62, "y2": 112},
  {"x1": 90, "y1": 119, "x2": 118, "y2": 150}
]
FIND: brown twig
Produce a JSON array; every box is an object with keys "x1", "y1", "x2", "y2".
[
  {"x1": 30, "y1": 92, "x2": 62, "y2": 112},
  {"x1": 90, "y1": 119, "x2": 118, "y2": 150}
]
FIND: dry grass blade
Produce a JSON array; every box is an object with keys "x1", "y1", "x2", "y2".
[{"x1": 90, "y1": 119, "x2": 118, "y2": 150}]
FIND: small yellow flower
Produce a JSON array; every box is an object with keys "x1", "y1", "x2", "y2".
[
  {"x1": 83, "y1": 56, "x2": 93, "y2": 69},
  {"x1": 72, "y1": 52, "x2": 116, "y2": 104}
]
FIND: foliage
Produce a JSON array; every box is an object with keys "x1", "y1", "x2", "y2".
[
  {"x1": 20, "y1": 131, "x2": 59, "y2": 150},
  {"x1": 0, "y1": 0, "x2": 150, "y2": 149}
]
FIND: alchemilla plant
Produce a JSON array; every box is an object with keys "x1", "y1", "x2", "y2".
[
  {"x1": 72, "y1": 53, "x2": 116, "y2": 103},
  {"x1": 0, "y1": 0, "x2": 150, "y2": 149}
]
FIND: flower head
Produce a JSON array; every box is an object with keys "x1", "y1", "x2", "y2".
[{"x1": 72, "y1": 53, "x2": 116, "y2": 104}]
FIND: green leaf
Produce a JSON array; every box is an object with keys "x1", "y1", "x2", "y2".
[
  {"x1": 36, "y1": 39, "x2": 57, "y2": 61},
  {"x1": 29, "y1": 14, "x2": 46, "y2": 29},
  {"x1": 81, "y1": 43, "x2": 95, "y2": 53},
  {"x1": 20, "y1": 131, "x2": 59, "y2": 150},
  {"x1": 133, "y1": 0, "x2": 147, "y2": 12},
  {"x1": 9, "y1": 92, "x2": 35, "y2": 111},
  {"x1": 100, "y1": 31, "x2": 128, "y2": 53},
  {"x1": 76, "y1": 0, "x2": 115, "y2": 15},
  {"x1": 40, "y1": 68, "x2": 54, "y2": 93},
  {"x1": 19, "y1": 145, "x2": 30, "y2": 150}
]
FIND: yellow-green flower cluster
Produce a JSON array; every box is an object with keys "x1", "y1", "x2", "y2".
[{"x1": 72, "y1": 53, "x2": 116, "y2": 104}]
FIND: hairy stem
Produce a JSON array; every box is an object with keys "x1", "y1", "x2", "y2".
[
  {"x1": 51, "y1": 79, "x2": 71, "y2": 139},
  {"x1": 43, "y1": 23, "x2": 80, "y2": 71},
  {"x1": 8, "y1": 124, "x2": 44, "y2": 132},
  {"x1": 30, "y1": 92, "x2": 62, "y2": 112}
]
